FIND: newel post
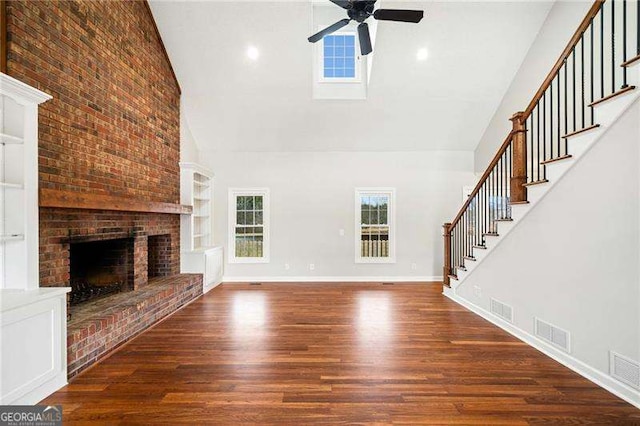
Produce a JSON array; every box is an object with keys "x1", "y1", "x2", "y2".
[
  {"x1": 510, "y1": 111, "x2": 528, "y2": 203},
  {"x1": 443, "y1": 222, "x2": 452, "y2": 287}
]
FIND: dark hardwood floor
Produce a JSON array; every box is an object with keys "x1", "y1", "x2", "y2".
[{"x1": 43, "y1": 283, "x2": 640, "y2": 425}]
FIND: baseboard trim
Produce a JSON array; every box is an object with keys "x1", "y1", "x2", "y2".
[
  {"x1": 443, "y1": 290, "x2": 640, "y2": 409},
  {"x1": 222, "y1": 276, "x2": 442, "y2": 283}
]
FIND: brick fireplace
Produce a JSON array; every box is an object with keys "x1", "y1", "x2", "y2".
[{"x1": 4, "y1": 1, "x2": 204, "y2": 378}]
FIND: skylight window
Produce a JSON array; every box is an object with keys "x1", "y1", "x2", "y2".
[{"x1": 323, "y1": 34, "x2": 357, "y2": 79}]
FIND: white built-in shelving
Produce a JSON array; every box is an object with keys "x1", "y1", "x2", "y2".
[
  {"x1": 0, "y1": 73, "x2": 70, "y2": 405},
  {"x1": 179, "y1": 162, "x2": 223, "y2": 293}
]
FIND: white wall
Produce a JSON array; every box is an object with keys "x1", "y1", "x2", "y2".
[
  {"x1": 180, "y1": 100, "x2": 199, "y2": 163},
  {"x1": 201, "y1": 150, "x2": 476, "y2": 280},
  {"x1": 474, "y1": 1, "x2": 592, "y2": 173},
  {"x1": 457, "y1": 102, "x2": 640, "y2": 401}
]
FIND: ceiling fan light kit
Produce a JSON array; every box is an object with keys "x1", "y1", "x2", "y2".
[{"x1": 308, "y1": 0, "x2": 424, "y2": 56}]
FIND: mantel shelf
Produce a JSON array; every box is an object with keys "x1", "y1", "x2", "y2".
[{"x1": 39, "y1": 189, "x2": 193, "y2": 215}]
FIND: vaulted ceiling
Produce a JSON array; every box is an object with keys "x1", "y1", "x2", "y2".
[{"x1": 149, "y1": 1, "x2": 553, "y2": 152}]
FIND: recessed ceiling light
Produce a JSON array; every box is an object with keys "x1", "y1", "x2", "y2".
[
  {"x1": 247, "y1": 46, "x2": 260, "y2": 61},
  {"x1": 416, "y1": 48, "x2": 428, "y2": 61}
]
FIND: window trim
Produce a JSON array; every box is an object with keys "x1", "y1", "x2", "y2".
[
  {"x1": 354, "y1": 187, "x2": 396, "y2": 264},
  {"x1": 228, "y1": 188, "x2": 270, "y2": 264},
  {"x1": 317, "y1": 29, "x2": 362, "y2": 84}
]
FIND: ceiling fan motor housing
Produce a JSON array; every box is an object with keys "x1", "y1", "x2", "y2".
[{"x1": 347, "y1": 1, "x2": 376, "y2": 23}]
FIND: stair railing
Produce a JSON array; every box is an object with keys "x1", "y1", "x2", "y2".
[{"x1": 443, "y1": 0, "x2": 639, "y2": 286}]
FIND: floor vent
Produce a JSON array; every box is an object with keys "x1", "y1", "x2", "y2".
[
  {"x1": 534, "y1": 318, "x2": 570, "y2": 352},
  {"x1": 610, "y1": 351, "x2": 640, "y2": 389},
  {"x1": 249, "y1": 282, "x2": 262, "y2": 285},
  {"x1": 382, "y1": 282, "x2": 395, "y2": 285},
  {"x1": 489, "y1": 298, "x2": 513, "y2": 323}
]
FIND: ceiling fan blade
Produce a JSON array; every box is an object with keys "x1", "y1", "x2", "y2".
[
  {"x1": 308, "y1": 18, "x2": 352, "y2": 43},
  {"x1": 358, "y1": 22, "x2": 373, "y2": 56},
  {"x1": 373, "y1": 9, "x2": 424, "y2": 23},
  {"x1": 329, "y1": 0, "x2": 352, "y2": 9}
]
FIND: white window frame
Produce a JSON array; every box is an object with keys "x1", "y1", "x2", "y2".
[
  {"x1": 228, "y1": 188, "x2": 270, "y2": 264},
  {"x1": 354, "y1": 188, "x2": 396, "y2": 264},
  {"x1": 317, "y1": 29, "x2": 362, "y2": 84}
]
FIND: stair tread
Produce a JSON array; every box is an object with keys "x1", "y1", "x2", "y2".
[
  {"x1": 541, "y1": 155, "x2": 573, "y2": 165},
  {"x1": 510, "y1": 200, "x2": 530, "y2": 205},
  {"x1": 622, "y1": 54, "x2": 640, "y2": 67},
  {"x1": 448, "y1": 274, "x2": 458, "y2": 281},
  {"x1": 473, "y1": 245, "x2": 487, "y2": 250},
  {"x1": 562, "y1": 124, "x2": 600, "y2": 139},
  {"x1": 464, "y1": 256, "x2": 476, "y2": 261},
  {"x1": 589, "y1": 86, "x2": 636, "y2": 107},
  {"x1": 523, "y1": 179, "x2": 549, "y2": 187},
  {"x1": 494, "y1": 218, "x2": 513, "y2": 222},
  {"x1": 483, "y1": 232, "x2": 499, "y2": 237}
]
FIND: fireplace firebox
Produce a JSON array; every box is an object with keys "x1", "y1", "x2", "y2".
[{"x1": 69, "y1": 238, "x2": 134, "y2": 306}]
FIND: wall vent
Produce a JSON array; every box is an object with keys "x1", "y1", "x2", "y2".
[
  {"x1": 534, "y1": 317, "x2": 570, "y2": 352},
  {"x1": 610, "y1": 351, "x2": 640, "y2": 389},
  {"x1": 489, "y1": 298, "x2": 513, "y2": 323}
]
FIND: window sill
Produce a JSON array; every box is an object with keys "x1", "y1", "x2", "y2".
[
  {"x1": 355, "y1": 257, "x2": 396, "y2": 264},
  {"x1": 228, "y1": 257, "x2": 270, "y2": 264}
]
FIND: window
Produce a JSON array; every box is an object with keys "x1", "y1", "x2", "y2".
[
  {"x1": 355, "y1": 188, "x2": 395, "y2": 263},
  {"x1": 323, "y1": 34, "x2": 356, "y2": 79},
  {"x1": 228, "y1": 189, "x2": 269, "y2": 263}
]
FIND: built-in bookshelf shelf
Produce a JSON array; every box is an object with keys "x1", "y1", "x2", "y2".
[
  {"x1": 0, "y1": 234, "x2": 25, "y2": 242},
  {"x1": 0, "y1": 133, "x2": 24, "y2": 145},
  {"x1": 0, "y1": 182, "x2": 23, "y2": 189}
]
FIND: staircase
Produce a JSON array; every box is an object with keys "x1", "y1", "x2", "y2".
[{"x1": 442, "y1": 0, "x2": 640, "y2": 291}]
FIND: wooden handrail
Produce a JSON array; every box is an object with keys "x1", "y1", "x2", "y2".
[
  {"x1": 523, "y1": 0, "x2": 605, "y2": 118},
  {"x1": 449, "y1": 131, "x2": 515, "y2": 229}
]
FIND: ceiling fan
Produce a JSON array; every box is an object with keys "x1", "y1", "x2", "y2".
[{"x1": 308, "y1": 0, "x2": 424, "y2": 56}]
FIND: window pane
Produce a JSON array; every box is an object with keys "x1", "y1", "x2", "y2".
[
  {"x1": 246, "y1": 211, "x2": 255, "y2": 225},
  {"x1": 235, "y1": 226, "x2": 264, "y2": 257},
  {"x1": 324, "y1": 36, "x2": 334, "y2": 46},
  {"x1": 254, "y1": 196, "x2": 263, "y2": 210},
  {"x1": 236, "y1": 211, "x2": 245, "y2": 225},
  {"x1": 255, "y1": 211, "x2": 263, "y2": 225},
  {"x1": 360, "y1": 225, "x2": 390, "y2": 258},
  {"x1": 345, "y1": 36, "x2": 354, "y2": 47},
  {"x1": 370, "y1": 209, "x2": 379, "y2": 225},
  {"x1": 361, "y1": 210, "x2": 370, "y2": 225},
  {"x1": 379, "y1": 209, "x2": 388, "y2": 225}
]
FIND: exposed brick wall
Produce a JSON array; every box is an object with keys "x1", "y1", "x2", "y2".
[
  {"x1": 40, "y1": 208, "x2": 180, "y2": 288},
  {"x1": 6, "y1": 0, "x2": 180, "y2": 203}
]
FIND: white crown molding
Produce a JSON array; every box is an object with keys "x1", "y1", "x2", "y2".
[{"x1": 0, "y1": 73, "x2": 52, "y2": 105}]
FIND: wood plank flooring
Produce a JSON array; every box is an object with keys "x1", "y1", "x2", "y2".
[{"x1": 43, "y1": 283, "x2": 640, "y2": 425}]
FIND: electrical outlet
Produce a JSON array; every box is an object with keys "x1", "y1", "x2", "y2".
[
  {"x1": 411, "y1": 263, "x2": 417, "y2": 270},
  {"x1": 284, "y1": 263, "x2": 290, "y2": 270},
  {"x1": 309, "y1": 263, "x2": 315, "y2": 271},
  {"x1": 473, "y1": 285, "x2": 482, "y2": 297}
]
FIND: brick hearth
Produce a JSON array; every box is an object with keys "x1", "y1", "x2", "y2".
[{"x1": 67, "y1": 274, "x2": 202, "y2": 378}]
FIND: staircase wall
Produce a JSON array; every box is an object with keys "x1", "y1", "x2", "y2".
[{"x1": 455, "y1": 101, "x2": 640, "y2": 403}]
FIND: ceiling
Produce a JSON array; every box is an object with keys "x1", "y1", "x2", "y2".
[{"x1": 148, "y1": 1, "x2": 553, "y2": 152}]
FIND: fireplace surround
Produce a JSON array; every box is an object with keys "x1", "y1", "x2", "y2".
[{"x1": 40, "y1": 207, "x2": 202, "y2": 377}]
